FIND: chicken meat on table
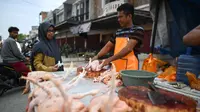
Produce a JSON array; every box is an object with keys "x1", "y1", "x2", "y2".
[
  {"x1": 23, "y1": 69, "x2": 101, "y2": 112},
  {"x1": 25, "y1": 62, "x2": 130, "y2": 112}
]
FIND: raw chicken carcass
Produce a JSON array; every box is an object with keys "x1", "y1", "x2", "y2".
[
  {"x1": 77, "y1": 67, "x2": 106, "y2": 78},
  {"x1": 23, "y1": 69, "x2": 100, "y2": 112},
  {"x1": 88, "y1": 65, "x2": 131, "y2": 112},
  {"x1": 22, "y1": 71, "x2": 54, "y2": 94},
  {"x1": 107, "y1": 79, "x2": 123, "y2": 87},
  {"x1": 23, "y1": 69, "x2": 72, "y2": 95},
  {"x1": 86, "y1": 58, "x2": 104, "y2": 72},
  {"x1": 23, "y1": 70, "x2": 86, "y2": 112},
  {"x1": 93, "y1": 63, "x2": 123, "y2": 87},
  {"x1": 22, "y1": 77, "x2": 53, "y2": 112},
  {"x1": 89, "y1": 94, "x2": 132, "y2": 112},
  {"x1": 37, "y1": 77, "x2": 99, "y2": 112},
  {"x1": 77, "y1": 58, "x2": 107, "y2": 78}
]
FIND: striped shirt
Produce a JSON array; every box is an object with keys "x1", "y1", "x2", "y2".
[{"x1": 110, "y1": 26, "x2": 144, "y2": 54}]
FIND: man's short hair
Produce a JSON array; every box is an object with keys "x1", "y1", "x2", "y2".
[
  {"x1": 117, "y1": 3, "x2": 134, "y2": 17},
  {"x1": 8, "y1": 27, "x2": 19, "y2": 33}
]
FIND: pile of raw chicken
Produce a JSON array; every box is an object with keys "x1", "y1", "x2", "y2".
[
  {"x1": 23, "y1": 60, "x2": 131, "y2": 112},
  {"x1": 77, "y1": 58, "x2": 123, "y2": 87}
]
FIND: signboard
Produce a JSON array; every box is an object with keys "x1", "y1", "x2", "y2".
[{"x1": 70, "y1": 22, "x2": 91, "y2": 34}]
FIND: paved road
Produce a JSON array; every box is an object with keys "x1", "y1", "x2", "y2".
[
  {"x1": 0, "y1": 55, "x2": 27, "y2": 112},
  {"x1": 0, "y1": 87, "x2": 28, "y2": 112}
]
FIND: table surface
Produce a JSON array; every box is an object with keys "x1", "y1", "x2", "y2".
[
  {"x1": 30, "y1": 69, "x2": 119, "y2": 107},
  {"x1": 154, "y1": 78, "x2": 200, "y2": 111},
  {"x1": 30, "y1": 70, "x2": 200, "y2": 111},
  {"x1": 154, "y1": 78, "x2": 200, "y2": 101}
]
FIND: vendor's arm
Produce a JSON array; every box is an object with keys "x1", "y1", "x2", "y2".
[
  {"x1": 183, "y1": 25, "x2": 200, "y2": 46},
  {"x1": 95, "y1": 41, "x2": 114, "y2": 59},
  {"x1": 93, "y1": 35, "x2": 116, "y2": 60},
  {"x1": 33, "y1": 53, "x2": 56, "y2": 72}
]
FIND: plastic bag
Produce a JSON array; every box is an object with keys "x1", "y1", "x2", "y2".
[
  {"x1": 157, "y1": 66, "x2": 176, "y2": 82},
  {"x1": 142, "y1": 54, "x2": 157, "y2": 72},
  {"x1": 142, "y1": 54, "x2": 168, "y2": 73},
  {"x1": 185, "y1": 72, "x2": 200, "y2": 90}
]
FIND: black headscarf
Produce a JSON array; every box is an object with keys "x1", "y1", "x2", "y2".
[{"x1": 31, "y1": 22, "x2": 64, "y2": 71}]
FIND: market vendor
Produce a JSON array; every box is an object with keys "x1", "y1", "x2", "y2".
[
  {"x1": 92, "y1": 3, "x2": 144, "y2": 72},
  {"x1": 183, "y1": 25, "x2": 200, "y2": 46},
  {"x1": 183, "y1": 25, "x2": 200, "y2": 55}
]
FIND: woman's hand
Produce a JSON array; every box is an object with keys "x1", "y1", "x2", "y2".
[{"x1": 51, "y1": 65, "x2": 59, "y2": 72}]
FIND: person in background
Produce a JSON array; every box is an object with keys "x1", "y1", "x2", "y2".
[
  {"x1": 183, "y1": 25, "x2": 200, "y2": 55},
  {"x1": 92, "y1": 3, "x2": 144, "y2": 72},
  {"x1": 1, "y1": 27, "x2": 30, "y2": 76},
  {"x1": 31, "y1": 22, "x2": 64, "y2": 72},
  {"x1": 183, "y1": 25, "x2": 200, "y2": 46}
]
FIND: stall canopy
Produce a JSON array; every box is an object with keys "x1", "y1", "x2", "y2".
[{"x1": 150, "y1": 0, "x2": 200, "y2": 57}]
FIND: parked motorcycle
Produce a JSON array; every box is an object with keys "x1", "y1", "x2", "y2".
[
  {"x1": 0, "y1": 39, "x2": 38, "y2": 96},
  {"x1": 0, "y1": 63, "x2": 25, "y2": 96}
]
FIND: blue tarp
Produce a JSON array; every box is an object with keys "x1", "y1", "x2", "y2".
[
  {"x1": 168, "y1": 0, "x2": 200, "y2": 56},
  {"x1": 152, "y1": 0, "x2": 200, "y2": 57}
]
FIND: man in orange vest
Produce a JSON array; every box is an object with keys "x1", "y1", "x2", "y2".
[{"x1": 92, "y1": 3, "x2": 144, "y2": 72}]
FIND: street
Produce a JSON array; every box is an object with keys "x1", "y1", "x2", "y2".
[
  {"x1": 0, "y1": 55, "x2": 27, "y2": 112},
  {"x1": 0, "y1": 87, "x2": 28, "y2": 112}
]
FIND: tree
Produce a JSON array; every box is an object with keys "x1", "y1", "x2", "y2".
[{"x1": 18, "y1": 33, "x2": 27, "y2": 41}]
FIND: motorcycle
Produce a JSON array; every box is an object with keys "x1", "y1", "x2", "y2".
[
  {"x1": 0, "y1": 39, "x2": 38, "y2": 96},
  {"x1": 0, "y1": 63, "x2": 25, "y2": 96}
]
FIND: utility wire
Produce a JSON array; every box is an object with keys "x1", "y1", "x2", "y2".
[{"x1": 21, "y1": 0, "x2": 41, "y2": 8}]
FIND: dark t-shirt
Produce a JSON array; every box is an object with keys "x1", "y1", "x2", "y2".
[
  {"x1": 110, "y1": 25, "x2": 144, "y2": 56},
  {"x1": 191, "y1": 46, "x2": 200, "y2": 55}
]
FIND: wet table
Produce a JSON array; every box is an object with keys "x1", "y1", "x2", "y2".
[{"x1": 29, "y1": 68, "x2": 118, "y2": 112}]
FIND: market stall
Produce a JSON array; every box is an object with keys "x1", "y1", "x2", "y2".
[
  {"x1": 148, "y1": 0, "x2": 200, "y2": 111},
  {"x1": 23, "y1": 0, "x2": 200, "y2": 111},
  {"x1": 26, "y1": 61, "x2": 132, "y2": 112},
  {"x1": 24, "y1": 59, "x2": 199, "y2": 112}
]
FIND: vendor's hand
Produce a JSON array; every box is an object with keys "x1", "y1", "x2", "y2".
[
  {"x1": 51, "y1": 65, "x2": 59, "y2": 72},
  {"x1": 92, "y1": 55, "x2": 98, "y2": 61},
  {"x1": 99, "y1": 58, "x2": 112, "y2": 68}
]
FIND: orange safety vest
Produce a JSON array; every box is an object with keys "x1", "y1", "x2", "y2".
[{"x1": 113, "y1": 37, "x2": 138, "y2": 72}]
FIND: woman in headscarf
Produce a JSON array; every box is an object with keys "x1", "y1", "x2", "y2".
[{"x1": 31, "y1": 22, "x2": 64, "y2": 72}]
